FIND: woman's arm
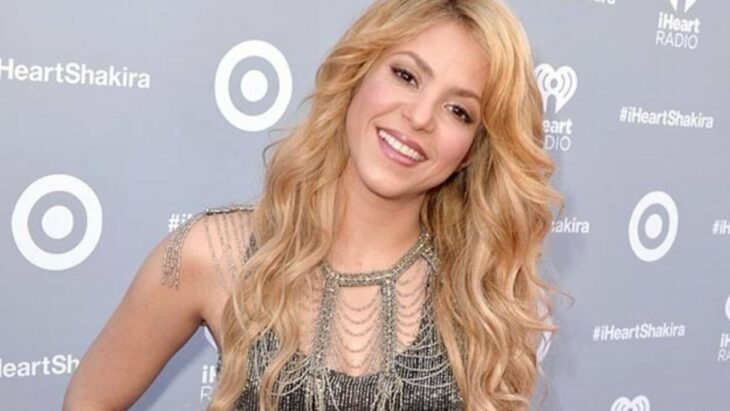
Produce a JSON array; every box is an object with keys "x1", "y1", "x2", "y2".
[{"x1": 62, "y1": 214, "x2": 223, "y2": 411}]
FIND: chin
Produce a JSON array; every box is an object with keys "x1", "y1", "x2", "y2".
[
  {"x1": 364, "y1": 179, "x2": 404, "y2": 199},
  {"x1": 363, "y1": 173, "x2": 424, "y2": 201}
]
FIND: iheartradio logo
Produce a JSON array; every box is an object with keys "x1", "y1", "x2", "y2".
[
  {"x1": 669, "y1": 0, "x2": 698, "y2": 13},
  {"x1": 534, "y1": 64, "x2": 578, "y2": 114},
  {"x1": 611, "y1": 395, "x2": 650, "y2": 411}
]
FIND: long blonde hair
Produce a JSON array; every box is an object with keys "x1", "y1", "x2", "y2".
[{"x1": 209, "y1": 0, "x2": 564, "y2": 410}]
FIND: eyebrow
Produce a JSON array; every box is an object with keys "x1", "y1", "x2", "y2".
[{"x1": 393, "y1": 50, "x2": 482, "y2": 103}]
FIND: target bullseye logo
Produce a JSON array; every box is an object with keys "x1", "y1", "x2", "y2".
[
  {"x1": 725, "y1": 295, "x2": 730, "y2": 321},
  {"x1": 628, "y1": 191, "x2": 678, "y2": 262},
  {"x1": 214, "y1": 40, "x2": 293, "y2": 132},
  {"x1": 12, "y1": 174, "x2": 103, "y2": 271}
]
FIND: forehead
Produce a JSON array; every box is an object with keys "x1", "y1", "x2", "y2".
[{"x1": 382, "y1": 20, "x2": 488, "y2": 91}]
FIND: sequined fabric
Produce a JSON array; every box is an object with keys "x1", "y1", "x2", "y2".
[
  {"x1": 217, "y1": 316, "x2": 463, "y2": 410},
  {"x1": 164, "y1": 203, "x2": 464, "y2": 410}
]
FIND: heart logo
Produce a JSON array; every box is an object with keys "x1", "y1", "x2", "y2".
[
  {"x1": 536, "y1": 300, "x2": 553, "y2": 363},
  {"x1": 534, "y1": 64, "x2": 578, "y2": 114},
  {"x1": 670, "y1": 0, "x2": 698, "y2": 12},
  {"x1": 204, "y1": 325, "x2": 218, "y2": 351},
  {"x1": 536, "y1": 330, "x2": 552, "y2": 363},
  {"x1": 610, "y1": 395, "x2": 651, "y2": 411}
]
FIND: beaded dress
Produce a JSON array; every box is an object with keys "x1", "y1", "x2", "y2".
[{"x1": 162, "y1": 203, "x2": 464, "y2": 410}]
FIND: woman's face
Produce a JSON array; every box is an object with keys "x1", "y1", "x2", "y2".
[{"x1": 343, "y1": 20, "x2": 488, "y2": 201}]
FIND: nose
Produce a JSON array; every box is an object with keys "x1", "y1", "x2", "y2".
[{"x1": 402, "y1": 95, "x2": 436, "y2": 133}]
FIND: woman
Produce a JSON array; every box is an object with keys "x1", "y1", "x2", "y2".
[{"x1": 64, "y1": 0, "x2": 563, "y2": 410}]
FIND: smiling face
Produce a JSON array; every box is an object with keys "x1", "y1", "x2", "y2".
[{"x1": 342, "y1": 19, "x2": 488, "y2": 202}]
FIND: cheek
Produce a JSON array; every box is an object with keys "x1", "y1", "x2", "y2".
[
  {"x1": 437, "y1": 133, "x2": 475, "y2": 168},
  {"x1": 345, "y1": 76, "x2": 394, "y2": 151},
  {"x1": 348, "y1": 76, "x2": 393, "y2": 123}
]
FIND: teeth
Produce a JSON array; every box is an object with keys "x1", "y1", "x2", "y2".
[{"x1": 378, "y1": 129, "x2": 425, "y2": 162}]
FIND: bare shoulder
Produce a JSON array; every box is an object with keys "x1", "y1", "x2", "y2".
[
  {"x1": 161, "y1": 202, "x2": 257, "y2": 345},
  {"x1": 62, "y1": 202, "x2": 257, "y2": 409},
  {"x1": 162, "y1": 202, "x2": 257, "y2": 293}
]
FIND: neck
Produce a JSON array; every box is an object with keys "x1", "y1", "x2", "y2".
[{"x1": 328, "y1": 163, "x2": 426, "y2": 272}]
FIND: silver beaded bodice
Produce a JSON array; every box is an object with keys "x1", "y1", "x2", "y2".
[{"x1": 163, "y1": 203, "x2": 463, "y2": 410}]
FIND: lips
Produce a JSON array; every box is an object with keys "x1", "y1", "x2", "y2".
[{"x1": 377, "y1": 127, "x2": 428, "y2": 160}]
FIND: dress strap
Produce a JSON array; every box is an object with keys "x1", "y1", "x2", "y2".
[{"x1": 161, "y1": 202, "x2": 256, "y2": 291}]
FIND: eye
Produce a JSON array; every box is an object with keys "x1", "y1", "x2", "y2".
[
  {"x1": 391, "y1": 66, "x2": 417, "y2": 87},
  {"x1": 448, "y1": 104, "x2": 474, "y2": 124}
]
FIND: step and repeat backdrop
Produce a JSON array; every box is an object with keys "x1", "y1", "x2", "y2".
[{"x1": 1, "y1": 0, "x2": 728, "y2": 410}]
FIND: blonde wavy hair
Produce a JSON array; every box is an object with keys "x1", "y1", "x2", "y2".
[{"x1": 209, "y1": 0, "x2": 564, "y2": 410}]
